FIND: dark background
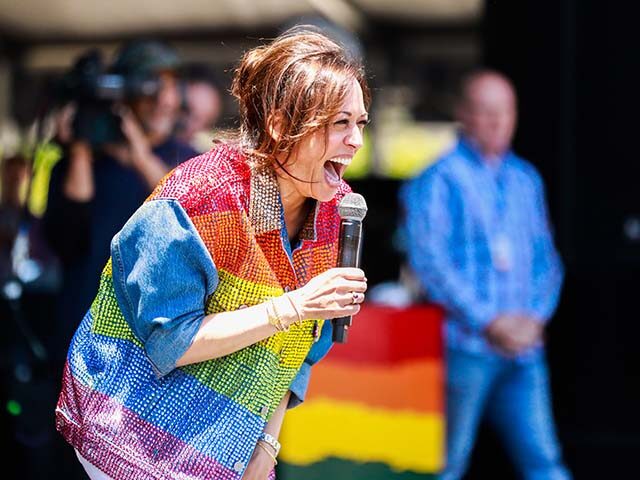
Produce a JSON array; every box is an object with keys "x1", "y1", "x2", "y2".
[
  {"x1": 357, "y1": 1, "x2": 640, "y2": 477},
  {"x1": 474, "y1": 0, "x2": 640, "y2": 477}
]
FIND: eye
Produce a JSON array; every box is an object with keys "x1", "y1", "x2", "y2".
[
  {"x1": 333, "y1": 119, "x2": 349, "y2": 127},
  {"x1": 358, "y1": 119, "x2": 371, "y2": 128}
]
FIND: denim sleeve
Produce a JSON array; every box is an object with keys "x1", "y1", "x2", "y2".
[
  {"x1": 111, "y1": 199, "x2": 218, "y2": 377},
  {"x1": 400, "y1": 173, "x2": 496, "y2": 331},
  {"x1": 288, "y1": 320, "x2": 333, "y2": 408}
]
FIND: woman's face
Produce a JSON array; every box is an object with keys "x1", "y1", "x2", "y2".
[{"x1": 277, "y1": 79, "x2": 368, "y2": 203}]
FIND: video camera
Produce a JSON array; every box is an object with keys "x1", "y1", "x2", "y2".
[{"x1": 54, "y1": 49, "x2": 164, "y2": 146}]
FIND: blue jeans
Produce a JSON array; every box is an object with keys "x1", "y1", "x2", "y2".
[{"x1": 441, "y1": 349, "x2": 572, "y2": 480}]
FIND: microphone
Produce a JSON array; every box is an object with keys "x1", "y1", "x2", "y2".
[{"x1": 332, "y1": 192, "x2": 368, "y2": 343}]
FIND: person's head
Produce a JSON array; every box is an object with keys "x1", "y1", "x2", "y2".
[
  {"x1": 111, "y1": 39, "x2": 182, "y2": 144},
  {"x1": 455, "y1": 69, "x2": 517, "y2": 158},
  {"x1": 231, "y1": 26, "x2": 371, "y2": 202},
  {"x1": 178, "y1": 63, "x2": 223, "y2": 143}
]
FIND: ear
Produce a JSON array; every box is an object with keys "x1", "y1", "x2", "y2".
[{"x1": 267, "y1": 114, "x2": 284, "y2": 142}]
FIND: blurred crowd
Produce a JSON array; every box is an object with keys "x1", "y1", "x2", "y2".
[{"x1": 0, "y1": 38, "x2": 224, "y2": 479}]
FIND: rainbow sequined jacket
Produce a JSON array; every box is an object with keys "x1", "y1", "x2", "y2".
[{"x1": 55, "y1": 144, "x2": 348, "y2": 479}]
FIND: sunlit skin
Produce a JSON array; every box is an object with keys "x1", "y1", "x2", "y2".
[
  {"x1": 456, "y1": 72, "x2": 517, "y2": 161},
  {"x1": 275, "y1": 79, "x2": 368, "y2": 236}
]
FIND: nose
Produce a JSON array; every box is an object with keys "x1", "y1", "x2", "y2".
[{"x1": 345, "y1": 124, "x2": 364, "y2": 151}]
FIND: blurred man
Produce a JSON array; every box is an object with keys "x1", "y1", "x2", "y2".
[
  {"x1": 43, "y1": 39, "x2": 197, "y2": 374},
  {"x1": 401, "y1": 70, "x2": 572, "y2": 479},
  {"x1": 176, "y1": 62, "x2": 223, "y2": 152}
]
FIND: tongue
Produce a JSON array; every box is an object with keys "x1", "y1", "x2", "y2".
[{"x1": 324, "y1": 161, "x2": 341, "y2": 187}]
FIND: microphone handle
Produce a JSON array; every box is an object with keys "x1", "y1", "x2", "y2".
[{"x1": 333, "y1": 219, "x2": 363, "y2": 343}]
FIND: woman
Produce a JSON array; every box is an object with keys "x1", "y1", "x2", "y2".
[{"x1": 55, "y1": 26, "x2": 370, "y2": 480}]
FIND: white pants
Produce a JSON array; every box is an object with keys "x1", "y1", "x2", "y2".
[{"x1": 75, "y1": 449, "x2": 115, "y2": 480}]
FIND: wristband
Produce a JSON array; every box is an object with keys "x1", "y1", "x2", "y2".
[{"x1": 259, "y1": 432, "x2": 281, "y2": 457}]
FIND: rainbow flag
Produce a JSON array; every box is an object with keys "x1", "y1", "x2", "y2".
[{"x1": 278, "y1": 304, "x2": 445, "y2": 479}]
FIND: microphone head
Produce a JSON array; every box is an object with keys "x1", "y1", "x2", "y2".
[{"x1": 338, "y1": 192, "x2": 367, "y2": 221}]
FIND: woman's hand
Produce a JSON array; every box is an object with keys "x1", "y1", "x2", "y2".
[
  {"x1": 287, "y1": 267, "x2": 367, "y2": 322},
  {"x1": 242, "y1": 443, "x2": 276, "y2": 480}
]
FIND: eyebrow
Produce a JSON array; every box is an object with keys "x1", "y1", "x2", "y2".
[{"x1": 338, "y1": 111, "x2": 369, "y2": 117}]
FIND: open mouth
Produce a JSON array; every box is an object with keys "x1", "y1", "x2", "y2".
[{"x1": 323, "y1": 157, "x2": 351, "y2": 186}]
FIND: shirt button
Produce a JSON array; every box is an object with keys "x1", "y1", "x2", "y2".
[
  {"x1": 260, "y1": 405, "x2": 269, "y2": 416},
  {"x1": 233, "y1": 461, "x2": 244, "y2": 472},
  {"x1": 284, "y1": 286, "x2": 291, "y2": 292}
]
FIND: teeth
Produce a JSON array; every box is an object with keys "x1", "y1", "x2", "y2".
[{"x1": 331, "y1": 157, "x2": 352, "y2": 165}]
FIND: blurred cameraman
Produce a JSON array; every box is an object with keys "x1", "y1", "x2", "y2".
[{"x1": 43, "y1": 39, "x2": 197, "y2": 375}]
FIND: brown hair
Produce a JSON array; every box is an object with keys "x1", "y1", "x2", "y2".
[{"x1": 231, "y1": 26, "x2": 370, "y2": 170}]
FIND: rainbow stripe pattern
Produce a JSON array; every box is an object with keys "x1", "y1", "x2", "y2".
[
  {"x1": 56, "y1": 145, "x2": 348, "y2": 479},
  {"x1": 278, "y1": 304, "x2": 445, "y2": 479}
]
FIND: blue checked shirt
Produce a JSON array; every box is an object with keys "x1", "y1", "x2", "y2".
[{"x1": 400, "y1": 136, "x2": 564, "y2": 359}]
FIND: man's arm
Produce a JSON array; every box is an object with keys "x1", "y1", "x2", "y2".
[{"x1": 528, "y1": 170, "x2": 565, "y2": 323}]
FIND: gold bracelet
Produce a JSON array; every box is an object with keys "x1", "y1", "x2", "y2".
[
  {"x1": 266, "y1": 299, "x2": 288, "y2": 332},
  {"x1": 256, "y1": 440, "x2": 278, "y2": 465},
  {"x1": 284, "y1": 293, "x2": 304, "y2": 324},
  {"x1": 271, "y1": 299, "x2": 289, "y2": 331}
]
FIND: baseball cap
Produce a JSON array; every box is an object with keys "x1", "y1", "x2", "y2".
[{"x1": 111, "y1": 39, "x2": 181, "y2": 76}]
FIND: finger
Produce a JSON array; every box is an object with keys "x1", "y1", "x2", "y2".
[
  {"x1": 333, "y1": 279, "x2": 368, "y2": 293},
  {"x1": 352, "y1": 291, "x2": 365, "y2": 303},
  {"x1": 328, "y1": 304, "x2": 361, "y2": 318},
  {"x1": 346, "y1": 304, "x2": 361, "y2": 316},
  {"x1": 332, "y1": 267, "x2": 366, "y2": 280},
  {"x1": 338, "y1": 291, "x2": 365, "y2": 307},
  {"x1": 506, "y1": 337, "x2": 530, "y2": 353}
]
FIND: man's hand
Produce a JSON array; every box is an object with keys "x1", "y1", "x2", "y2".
[
  {"x1": 103, "y1": 104, "x2": 169, "y2": 190},
  {"x1": 485, "y1": 314, "x2": 544, "y2": 356},
  {"x1": 118, "y1": 105, "x2": 152, "y2": 162},
  {"x1": 103, "y1": 105, "x2": 151, "y2": 167}
]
